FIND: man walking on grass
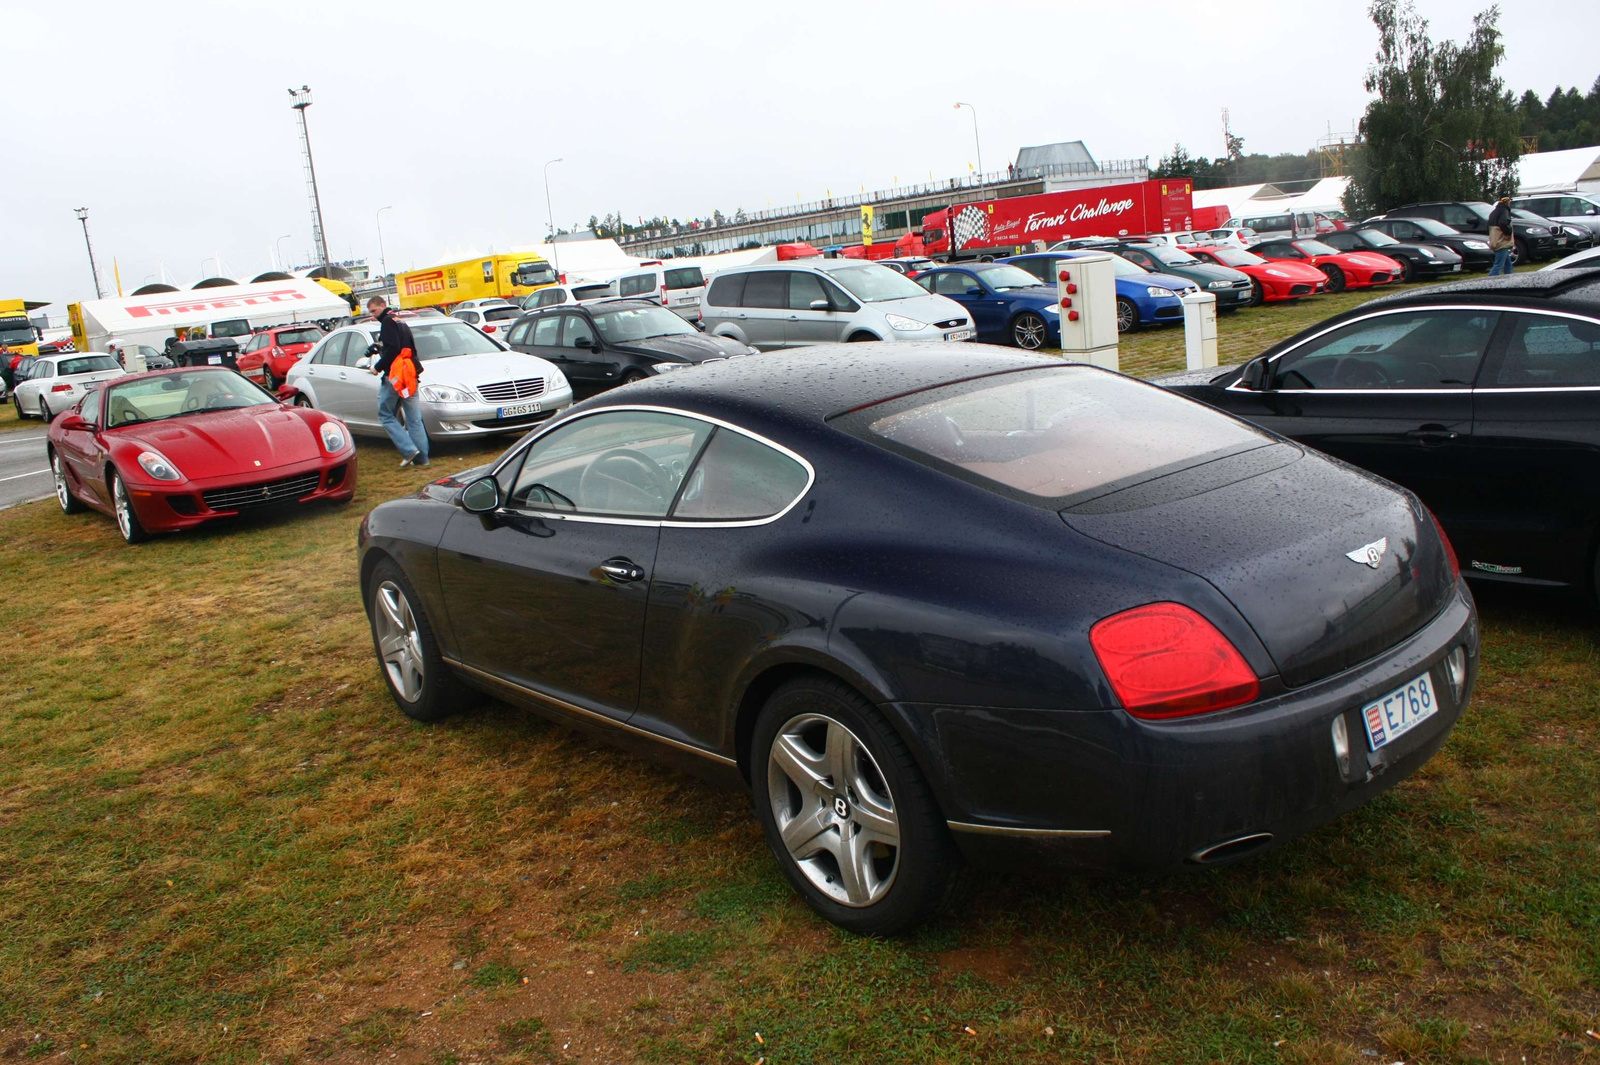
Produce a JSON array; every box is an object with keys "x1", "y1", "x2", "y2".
[
  {"x1": 1487, "y1": 195, "x2": 1515, "y2": 276},
  {"x1": 366, "y1": 296, "x2": 429, "y2": 467}
]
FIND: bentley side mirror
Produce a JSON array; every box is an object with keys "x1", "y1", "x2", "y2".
[
  {"x1": 1240, "y1": 357, "x2": 1269, "y2": 391},
  {"x1": 461, "y1": 476, "x2": 501, "y2": 514}
]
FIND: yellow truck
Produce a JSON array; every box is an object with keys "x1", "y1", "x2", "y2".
[
  {"x1": 0, "y1": 299, "x2": 47, "y2": 356},
  {"x1": 395, "y1": 254, "x2": 558, "y2": 310}
]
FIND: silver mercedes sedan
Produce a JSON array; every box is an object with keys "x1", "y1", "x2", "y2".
[{"x1": 284, "y1": 317, "x2": 573, "y2": 440}]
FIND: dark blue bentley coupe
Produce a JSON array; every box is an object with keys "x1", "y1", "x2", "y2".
[{"x1": 358, "y1": 343, "x2": 1478, "y2": 934}]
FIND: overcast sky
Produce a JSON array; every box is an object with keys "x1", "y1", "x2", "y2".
[{"x1": 6, "y1": 0, "x2": 1597, "y2": 319}]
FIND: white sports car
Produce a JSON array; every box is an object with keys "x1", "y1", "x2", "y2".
[{"x1": 13, "y1": 353, "x2": 126, "y2": 421}]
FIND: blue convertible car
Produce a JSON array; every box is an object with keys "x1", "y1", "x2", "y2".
[
  {"x1": 1003, "y1": 252, "x2": 1199, "y2": 333},
  {"x1": 915, "y1": 262, "x2": 1064, "y2": 349}
]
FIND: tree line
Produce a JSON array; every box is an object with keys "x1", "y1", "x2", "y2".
[{"x1": 1153, "y1": 3, "x2": 1596, "y2": 219}]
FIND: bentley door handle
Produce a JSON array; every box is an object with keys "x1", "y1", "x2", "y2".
[{"x1": 598, "y1": 558, "x2": 646, "y2": 583}]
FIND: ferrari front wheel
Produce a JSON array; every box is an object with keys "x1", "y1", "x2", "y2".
[
  {"x1": 53, "y1": 453, "x2": 84, "y2": 514},
  {"x1": 111, "y1": 472, "x2": 149, "y2": 544}
]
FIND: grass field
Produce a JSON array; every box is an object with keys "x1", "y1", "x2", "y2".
[{"x1": 2, "y1": 279, "x2": 1597, "y2": 1064}]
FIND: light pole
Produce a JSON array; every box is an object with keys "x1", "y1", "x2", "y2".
[
  {"x1": 954, "y1": 102, "x2": 983, "y2": 192},
  {"x1": 375, "y1": 206, "x2": 393, "y2": 282},
  {"x1": 200, "y1": 258, "x2": 216, "y2": 279},
  {"x1": 288, "y1": 86, "x2": 330, "y2": 267},
  {"x1": 73, "y1": 208, "x2": 103, "y2": 299},
  {"x1": 275, "y1": 234, "x2": 292, "y2": 271},
  {"x1": 543, "y1": 157, "x2": 564, "y2": 274}
]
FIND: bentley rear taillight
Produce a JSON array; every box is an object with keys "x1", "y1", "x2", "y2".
[{"x1": 1090, "y1": 602, "x2": 1260, "y2": 719}]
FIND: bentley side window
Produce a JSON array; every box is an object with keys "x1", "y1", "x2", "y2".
[
  {"x1": 1272, "y1": 310, "x2": 1499, "y2": 390},
  {"x1": 672, "y1": 428, "x2": 810, "y2": 522},
  {"x1": 506, "y1": 411, "x2": 714, "y2": 519},
  {"x1": 1492, "y1": 315, "x2": 1600, "y2": 388}
]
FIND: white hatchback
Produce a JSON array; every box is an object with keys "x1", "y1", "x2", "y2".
[{"x1": 13, "y1": 352, "x2": 126, "y2": 422}]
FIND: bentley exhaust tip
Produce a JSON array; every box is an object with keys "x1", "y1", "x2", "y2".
[{"x1": 1189, "y1": 832, "x2": 1274, "y2": 865}]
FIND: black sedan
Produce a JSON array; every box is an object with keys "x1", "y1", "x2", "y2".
[
  {"x1": 503, "y1": 299, "x2": 756, "y2": 396},
  {"x1": 1318, "y1": 228, "x2": 1463, "y2": 282},
  {"x1": 1354, "y1": 216, "x2": 1495, "y2": 271},
  {"x1": 1162, "y1": 266, "x2": 1600, "y2": 597},
  {"x1": 358, "y1": 344, "x2": 1477, "y2": 934}
]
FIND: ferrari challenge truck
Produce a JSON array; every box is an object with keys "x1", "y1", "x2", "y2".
[{"x1": 920, "y1": 178, "x2": 1195, "y2": 261}]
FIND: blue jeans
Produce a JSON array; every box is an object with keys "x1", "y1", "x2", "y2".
[
  {"x1": 1489, "y1": 248, "x2": 1514, "y2": 275},
  {"x1": 378, "y1": 377, "x2": 429, "y2": 461}
]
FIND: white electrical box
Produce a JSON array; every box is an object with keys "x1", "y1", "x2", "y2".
[
  {"x1": 1053, "y1": 252, "x2": 1119, "y2": 370},
  {"x1": 1180, "y1": 290, "x2": 1219, "y2": 371}
]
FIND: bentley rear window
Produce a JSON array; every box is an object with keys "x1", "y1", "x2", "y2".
[{"x1": 842, "y1": 367, "x2": 1268, "y2": 506}]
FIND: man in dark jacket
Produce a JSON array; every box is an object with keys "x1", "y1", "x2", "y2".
[
  {"x1": 1487, "y1": 195, "x2": 1515, "y2": 276},
  {"x1": 366, "y1": 296, "x2": 429, "y2": 467}
]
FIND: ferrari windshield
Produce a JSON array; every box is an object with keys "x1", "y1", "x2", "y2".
[
  {"x1": 103, "y1": 369, "x2": 273, "y2": 427},
  {"x1": 592, "y1": 305, "x2": 698, "y2": 342},
  {"x1": 1294, "y1": 240, "x2": 1340, "y2": 256}
]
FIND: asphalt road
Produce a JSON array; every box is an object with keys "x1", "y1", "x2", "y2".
[{"x1": 0, "y1": 428, "x2": 54, "y2": 510}]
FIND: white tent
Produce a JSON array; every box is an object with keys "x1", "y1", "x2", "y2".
[
  {"x1": 71, "y1": 279, "x2": 351, "y2": 352},
  {"x1": 1283, "y1": 176, "x2": 1351, "y2": 212},
  {"x1": 1516, "y1": 146, "x2": 1600, "y2": 195},
  {"x1": 1192, "y1": 183, "x2": 1274, "y2": 218}
]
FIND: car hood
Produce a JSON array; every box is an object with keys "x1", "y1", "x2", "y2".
[
  {"x1": 613, "y1": 332, "x2": 755, "y2": 363},
  {"x1": 1062, "y1": 445, "x2": 1455, "y2": 688},
  {"x1": 1253, "y1": 260, "x2": 1326, "y2": 281},
  {"x1": 1158, "y1": 261, "x2": 1246, "y2": 285},
  {"x1": 111, "y1": 405, "x2": 326, "y2": 475},
  {"x1": 874, "y1": 291, "x2": 971, "y2": 323},
  {"x1": 1410, "y1": 244, "x2": 1462, "y2": 260},
  {"x1": 420, "y1": 350, "x2": 564, "y2": 387},
  {"x1": 1122, "y1": 271, "x2": 1195, "y2": 294}
]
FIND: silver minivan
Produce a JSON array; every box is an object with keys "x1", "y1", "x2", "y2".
[{"x1": 700, "y1": 260, "x2": 974, "y2": 350}]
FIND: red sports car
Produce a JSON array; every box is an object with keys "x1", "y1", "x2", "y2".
[
  {"x1": 46, "y1": 366, "x2": 357, "y2": 544},
  {"x1": 236, "y1": 324, "x2": 327, "y2": 390},
  {"x1": 1249, "y1": 238, "x2": 1402, "y2": 293},
  {"x1": 1188, "y1": 244, "x2": 1328, "y2": 302}
]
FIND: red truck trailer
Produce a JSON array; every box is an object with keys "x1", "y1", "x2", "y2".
[{"x1": 920, "y1": 178, "x2": 1194, "y2": 259}]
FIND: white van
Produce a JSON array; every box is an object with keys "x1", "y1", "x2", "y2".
[
  {"x1": 610, "y1": 261, "x2": 707, "y2": 320},
  {"x1": 1226, "y1": 209, "x2": 1319, "y2": 243}
]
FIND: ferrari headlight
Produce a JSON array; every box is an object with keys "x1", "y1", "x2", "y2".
[
  {"x1": 137, "y1": 450, "x2": 182, "y2": 482},
  {"x1": 884, "y1": 313, "x2": 927, "y2": 332},
  {"x1": 1266, "y1": 268, "x2": 1289, "y2": 277},
  {"x1": 1146, "y1": 287, "x2": 1176, "y2": 298},
  {"x1": 420, "y1": 384, "x2": 472, "y2": 404},
  {"x1": 319, "y1": 421, "x2": 348, "y2": 453}
]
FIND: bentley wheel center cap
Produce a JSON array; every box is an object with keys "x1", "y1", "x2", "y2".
[{"x1": 833, "y1": 796, "x2": 851, "y2": 820}]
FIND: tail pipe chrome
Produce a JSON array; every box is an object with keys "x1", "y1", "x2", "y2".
[{"x1": 1189, "y1": 832, "x2": 1274, "y2": 865}]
